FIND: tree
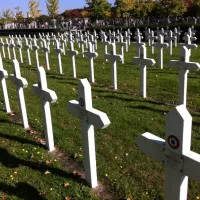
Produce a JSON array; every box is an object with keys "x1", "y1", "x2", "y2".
[
  {"x1": 156, "y1": 0, "x2": 187, "y2": 17},
  {"x1": 46, "y1": 0, "x2": 59, "y2": 19},
  {"x1": 86, "y1": 0, "x2": 112, "y2": 20},
  {"x1": 0, "y1": 9, "x2": 13, "y2": 22},
  {"x1": 115, "y1": 0, "x2": 135, "y2": 18},
  {"x1": 28, "y1": 0, "x2": 41, "y2": 18}
]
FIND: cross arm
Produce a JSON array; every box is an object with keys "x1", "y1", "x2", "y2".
[
  {"x1": 32, "y1": 84, "x2": 58, "y2": 103},
  {"x1": 67, "y1": 100, "x2": 80, "y2": 117},
  {"x1": 54, "y1": 48, "x2": 64, "y2": 54},
  {"x1": 10, "y1": 75, "x2": 28, "y2": 88},
  {"x1": 135, "y1": 132, "x2": 165, "y2": 163},
  {"x1": 86, "y1": 108, "x2": 111, "y2": 129},
  {"x1": 186, "y1": 62, "x2": 200, "y2": 71},
  {"x1": 153, "y1": 43, "x2": 169, "y2": 48},
  {"x1": 179, "y1": 44, "x2": 198, "y2": 49},
  {"x1": 183, "y1": 151, "x2": 200, "y2": 182},
  {"x1": 32, "y1": 46, "x2": 39, "y2": 51},
  {"x1": 0, "y1": 69, "x2": 8, "y2": 79},
  {"x1": 168, "y1": 60, "x2": 180, "y2": 69},
  {"x1": 66, "y1": 50, "x2": 79, "y2": 56},
  {"x1": 84, "y1": 52, "x2": 98, "y2": 58}
]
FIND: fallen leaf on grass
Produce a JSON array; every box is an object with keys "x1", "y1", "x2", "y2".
[
  {"x1": 64, "y1": 182, "x2": 70, "y2": 187},
  {"x1": 40, "y1": 191, "x2": 47, "y2": 196},
  {"x1": 44, "y1": 170, "x2": 51, "y2": 175},
  {"x1": 8, "y1": 112, "x2": 15, "y2": 117},
  {"x1": 74, "y1": 153, "x2": 78, "y2": 159},
  {"x1": 65, "y1": 197, "x2": 71, "y2": 200},
  {"x1": 31, "y1": 154, "x2": 34, "y2": 159},
  {"x1": 46, "y1": 160, "x2": 52, "y2": 164},
  {"x1": 1, "y1": 194, "x2": 7, "y2": 199}
]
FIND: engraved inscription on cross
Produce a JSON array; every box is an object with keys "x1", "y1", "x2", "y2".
[
  {"x1": 168, "y1": 46, "x2": 200, "y2": 105},
  {"x1": 136, "y1": 105, "x2": 200, "y2": 200},
  {"x1": 32, "y1": 67, "x2": 58, "y2": 152},
  {"x1": 67, "y1": 79, "x2": 111, "y2": 188}
]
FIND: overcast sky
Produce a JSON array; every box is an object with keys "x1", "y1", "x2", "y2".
[{"x1": 1, "y1": 0, "x2": 115, "y2": 15}]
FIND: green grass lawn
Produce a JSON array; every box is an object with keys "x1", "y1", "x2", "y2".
[{"x1": 0, "y1": 38, "x2": 200, "y2": 200}]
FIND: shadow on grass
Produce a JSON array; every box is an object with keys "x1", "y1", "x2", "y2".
[
  {"x1": 0, "y1": 132, "x2": 44, "y2": 148},
  {"x1": 128, "y1": 105, "x2": 168, "y2": 114},
  {"x1": 0, "y1": 147, "x2": 87, "y2": 185},
  {"x1": 0, "y1": 182, "x2": 46, "y2": 200}
]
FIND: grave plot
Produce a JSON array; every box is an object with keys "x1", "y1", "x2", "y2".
[{"x1": 0, "y1": 32, "x2": 200, "y2": 200}]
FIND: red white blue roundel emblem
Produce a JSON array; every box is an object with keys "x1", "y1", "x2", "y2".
[{"x1": 168, "y1": 135, "x2": 179, "y2": 149}]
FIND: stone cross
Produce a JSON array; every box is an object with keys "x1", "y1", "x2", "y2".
[
  {"x1": 136, "y1": 105, "x2": 200, "y2": 200},
  {"x1": 32, "y1": 39, "x2": 40, "y2": 68},
  {"x1": 132, "y1": 45, "x2": 156, "y2": 98},
  {"x1": 124, "y1": 31, "x2": 130, "y2": 52},
  {"x1": 165, "y1": 31, "x2": 176, "y2": 55},
  {"x1": 32, "y1": 67, "x2": 57, "y2": 152},
  {"x1": 0, "y1": 38, "x2": 5, "y2": 58},
  {"x1": 174, "y1": 28, "x2": 181, "y2": 47},
  {"x1": 148, "y1": 31, "x2": 157, "y2": 55},
  {"x1": 177, "y1": 27, "x2": 183, "y2": 42},
  {"x1": 54, "y1": 40, "x2": 64, "y2": 74},
  {"x1": 16, "y1": 38, "x2": 23, "y2": 63},
  {"x1": 105, "y1": 43, "x2": 122, "y2": 90},
  {"x1": 67, "y1": 78, "x2": 111, "y2": 188},
  {"x1": 93, "y1": 30, "x2": 98, "y2": 50},
  {"x1": 4, "y1": 38, "x2": 11, "y2": 59},
  {"x1": 168, "y1": 46, "x2": 200, "y2": 105},
  {"x1": 116, "y1": 34, "x2": 126, "y2": 64},
  {"x1": 66, "y1": 41, "x2": 79, "y2": 78},
  {"x1": 0, "y1": 53, "x2": 11, "y2": 113},
  {"x1": 10, "y1": 39, "x2": 16, "y2": 60},
  {"x1": 127, "y1": 28, "x2": 132, "y2": 46},
  {"x1": 10, "y1": 60, "x2": 29, "y2": 129},
  {"x1": 144, "y1": 28, "x2": 151, "y2": 46},
  {"x1": 101, "y1": 33, "x2": 110, "y2": 62},
  {"x1": 78, "y1": 34, "x2": 85, "y2": 57},
  {"x1": 83, "y1": 42, "x2": 98, "y2": 83},
  {"x1": 24, "y1": 38, "x2": 32, "y2": 65},
  {"x1": 133, "y1": 33, "x2": 144, "y2": 57},
  {"x1": 41, "y1": 39, "x2": 50, "y2": 70},
  {"x1": 152, "y1": 35, "x2": 169, "y2": 69},
  {"x1": 89, "y1": 35, "x2": 96, "y2": 52},
  {"x1": 181, "y1": 34, "x2": 198, "y2": 57}
]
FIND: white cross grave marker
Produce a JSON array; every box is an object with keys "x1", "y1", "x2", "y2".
[
  {"x1": 16, "y1": 38, "x2": 23, "y2": 63},
  {"x1": 101, "y1": 33, "x2": 110, "y2": 62},
  {"x1": 83, "y1": 42, "x2": 98, "y2": 83},
  {"x1": 133, "y1": 33, "x2": 144, "y2": 57},
  {"x1": 165, "y1": 31, "x2": 176, "y2": 55},
  {"x1": 54, "y1": 40, "x2": 64, "y2": 74},
  {"x1": 116, "y1": 34, "x2": 126, "y2": 64},
  {"x1": 66, "y1": 41, "x2": 79, "y2": 78},
  {"x1": 78, "y1": 34, "x2": 85, "y2": 57},
  {"x1": 153, "y1": 35, "x2": 169, "y2": 69},
  {"x1": 32, "y1": 39, "x2": 40, "y2": 68},
  {"x1": 10, "y1": 60, "x2": 29, "y2": 129},
  {"x1": 10, "y1": 39, "x2": 16, "y2": 60},
  {"x1": 174, "y1": 28, "x2": 181, "y2": 47},
  {"x1": 24, "y1": 38, "x2": 32, "y2": 65},
  {"x1": 41, "y1": 39, "x2": 50, "y2": 70},
  {"x1": 168, "y1": 46, "x2": 200, "y2": 105},
  {"x1": 105, "y1": 43, "x2": 122, "y2": 90},
  {"x1": 67, "y1": 78, "x2": 111, "y2": 188},
  {"x1": 32, "y1": 66, "x2": 58, "y2": 151},
  {"x1": 4, "y1": 39, "x2": 11, "y2": 59},
  {"x1": 0, "y1": 38, "x2": 5, "y2": 58},
  {"x1": 0, "y1": 54, "x2": 11, "y2": 113},
  {"x1": 132, "y1": 45, "x2": 156, "y2": 98},
  {"x1": 136, "y1": 104, "x2": 200, "y2": 200},
  {"x1": 148, "y1": 31, "x2": 157, "y2": 55}
]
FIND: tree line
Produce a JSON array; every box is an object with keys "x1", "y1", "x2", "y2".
[{"x1": 1, "y1": 0, "x2": 200, "y2": 24}]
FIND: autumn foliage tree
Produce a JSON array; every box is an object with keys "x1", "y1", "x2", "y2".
[
  {"x1": 86, "y1": 0, "x2": 111, "y2": 20},
  {"x1": 46, "y1": 0, "x2": 59, "y2": 19},
  {"x1": 28, "y1": 0, "x2": 41, "y2": 18}
]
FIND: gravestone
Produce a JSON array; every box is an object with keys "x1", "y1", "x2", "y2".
[
  {"x1": 116, "y1": 34, "x2": 126, "y2": 64},
  {"x1": 0, "y1": 54, "x2": 11, "y2": 113},
  {"x1": 132, "y1": 45, "x2": 156, "y2": 98},
  {"x1": 10, "y1": 60, "x2": 29, "y2": 129},
  {"x1": 168, "y1": 46, "x2": 200, "y2": 105},
  {"x1": 101, "y1": 33, "x2": 110, "y2": 62},
  {"x1": 148, "y1": 31, "x2": 157, "y2": 54},
  {"x1": 4, "y1": 38, "x2": 11, "y2": 59},
  {"x1": 136, "y1": 105, "x2": 200, "y2": 200},
  {"x1": 0, "y1": 38, "x2": 6, "y2": 58},
  {"x1": 16, "y1": 38, "x2": 23, "y2": 63},
  {"x1": 54, "y1": 40, "x2": 64, "y2": 74},
  {"x1": 67, "y1": 79, "x2": 111, "y2": 188},
  {"x1": 32, "y1": 67, "x2": 58, "y2": 151},
  {"x1": 24, "y1": 38, "x2": 32, "y2": 65},
  {"x1": 9, "y1": 39, "x2": 16, "y2": 60},
  {"x1": 66, "y1": 41, "x2": 79, "y2": 78},
  {"x1": 105, "y1": 43, "x2": 122, "y2": 90},
  {"x1": 78, "y1": 34, "x2": 85, "y2": 57},
  {"x1": 41, "y1": 39, "x2": 50, "y2": 70},
  {"x1": 165, "y1": 31, "x2": 176, "y2": 55},
  {"x1": 83, "y1": 42, "x2": 98, "y2": 83},
  {"x1": 153, "y1": 35, "x2": 169, "y2": 69},
  {"x1": 32, "y1": 39, "x2": 40, "y2": 68}
]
